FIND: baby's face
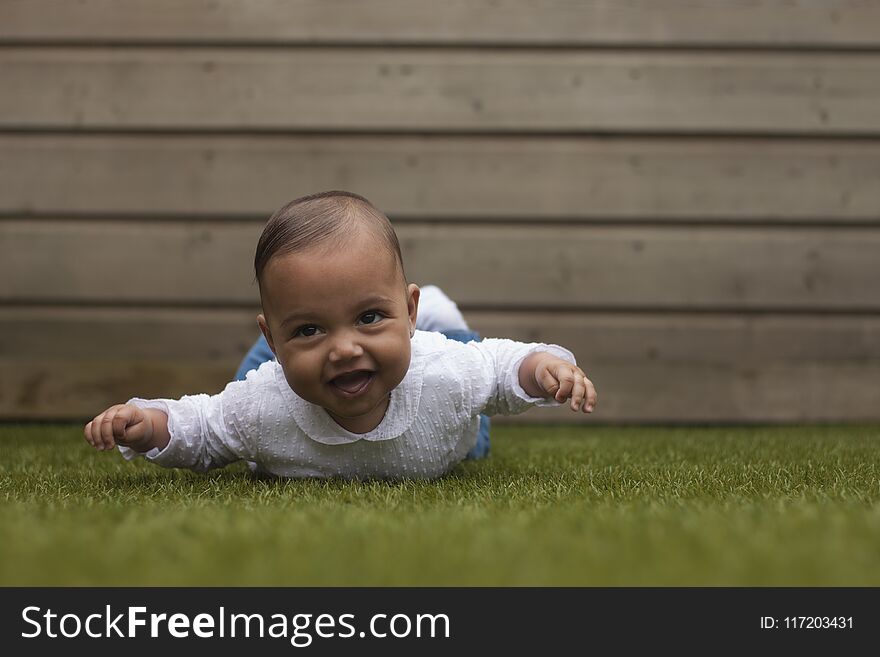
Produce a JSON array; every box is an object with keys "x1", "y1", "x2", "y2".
[{"x1": 257, "y1": 231, "x2": 419, "y2": 434}]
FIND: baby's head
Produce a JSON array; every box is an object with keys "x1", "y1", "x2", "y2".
[{"x1": 254, "y1": 191, "x2": 420, "y2": 434}]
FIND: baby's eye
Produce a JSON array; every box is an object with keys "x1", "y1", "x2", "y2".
[
  {"x1": 359, "y1": 311, "x2": 384, "y2": 326},
  {"x1": 293, "y1": 325, "x2": 321, "y2": 338}
]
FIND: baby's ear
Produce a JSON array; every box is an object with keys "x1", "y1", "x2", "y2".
[
  {"x1": 406, "y1": 284, "x2": 420, "y2": 335},
  {"x1": 257, "y1": 314, "x2": 277, "y2": 355}
]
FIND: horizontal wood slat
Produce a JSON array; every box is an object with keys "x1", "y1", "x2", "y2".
[
  {"x1": 2, "y1": 307, "x2": 878, "y2": 422},
  {"x1": 3, "y1": 135, "x2": 880, "y2": 222},
  {"x1": 2, "y1": 0, "x2": 879, "y2": 48},
  {"x1": 3, "y1": 48, "x2": 880, "y2": 133},
  {"x1": 3, "y1": 220, "x2": 879, "y2": 310}
]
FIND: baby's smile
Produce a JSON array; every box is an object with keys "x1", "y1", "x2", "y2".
[{"x1": 328, "y1": 369, "x2": 376, "y2": 397}]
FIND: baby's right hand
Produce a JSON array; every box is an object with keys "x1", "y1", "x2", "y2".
[{"x1": 84, "y1": 404, "x2": 154, "y2": 452}]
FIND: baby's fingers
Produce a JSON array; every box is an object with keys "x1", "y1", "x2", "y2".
[
  {"x1": 570, "y1": 374, "x2": 587, "y2": 412},
  {"x1": 554, "y1": 369, "x2": 577, "y2": 403},
  {"x1": 84, "y1": 418, "x2": 98, "y2": 449},
  {"x1": 535, "y1": 366, "x2": 562, "y2": 400},
  {"x1": 583, "y1": 375, "x2": 598, "y2": 413},
  {"x1": 98, "y1": 409, "x2": 122, "y2": 450},
  {"x1": 89, "y1": 404, "x2": 130, "y2": 450},
  {"x1": 84, "y1": 412, "x2": 112, "y2": 450}
]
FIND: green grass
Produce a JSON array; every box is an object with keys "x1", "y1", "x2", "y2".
[{"x1": 2, "y1": 423, "x2": 879, "y2": 586}]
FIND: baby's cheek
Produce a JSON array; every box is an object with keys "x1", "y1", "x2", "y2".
[
  {"x1": 280, "y1": 354, "x2": 321, "y2": 393},
  {"x1": 381, "y1": 337, "x2": 411, "y2": 383}
]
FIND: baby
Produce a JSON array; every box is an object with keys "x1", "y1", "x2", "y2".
[{"x1": 84, "y1": 191, "x2": 597, "y2": 480}]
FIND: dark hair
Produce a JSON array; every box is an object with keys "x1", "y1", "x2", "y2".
[{"x1": 254, "y1": 190, "x2": 406, "y2": 286}]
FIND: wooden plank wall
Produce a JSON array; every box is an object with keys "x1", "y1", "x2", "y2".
[{"x1": 1, "y1": 0, "x2": 879, "y2": 423}]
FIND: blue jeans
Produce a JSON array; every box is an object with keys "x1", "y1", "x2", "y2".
[{"x1": 235, "y1": 330, "x2": 491, "y2": 460}]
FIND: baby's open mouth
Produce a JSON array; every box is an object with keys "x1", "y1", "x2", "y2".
[{"x1": 330, "y1": 370, "x2": 374, "y2": 395}]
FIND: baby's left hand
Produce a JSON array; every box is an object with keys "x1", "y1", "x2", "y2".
[
  {"x1": 533, "y1": 356, "x2": 598, "y2": 413},
  {"x1": 519, "y1": 352, "x2": 598, "y2": 413}
]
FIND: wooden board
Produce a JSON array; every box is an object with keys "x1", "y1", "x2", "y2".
[
  {"x1": 3, "y1": 307, "x2": 878, "y2": 422},
  {"x1": 4, "y1": 0, "x2": 879, "y2": 429},
  {"x1": 3, "y1": 134, "x2": 880, "y2": 222},
  {"x1": 3, "y1": 220, "x2": 878, "y2": 310},
  {"x1": 2, "y1": 0, "x2": 878, "y2": 47},
  {"x1": 4, "y1": 48, "x2": 880, "y2": 133}
]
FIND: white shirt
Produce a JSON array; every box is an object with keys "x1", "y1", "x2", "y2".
[{"x1": 120, "y1": 331, "x2": 575, "y2": 480}]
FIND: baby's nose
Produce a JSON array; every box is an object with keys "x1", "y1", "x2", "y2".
[{"x1": 328, "y1": 335, "x2": 365, "y2": 361}]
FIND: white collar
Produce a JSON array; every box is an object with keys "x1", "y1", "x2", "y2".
[{"x1": 280, "y1": 336, "x2": 426, "y2": 445}]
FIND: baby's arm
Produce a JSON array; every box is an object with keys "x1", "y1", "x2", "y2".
[
  {"x1": 518, "y1": 352, "x2": 597, "y2": 414},
  {"x1": 455, "y1": 337, "x2": 596, "y2": 417},
  {"x1": 83, "y1": 380, "x2": 258, "y2": 472},
  {"x1": 84, "y1": 403, "x2": 170, "y2": 453}
]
